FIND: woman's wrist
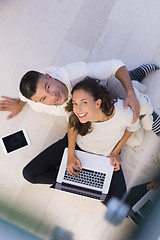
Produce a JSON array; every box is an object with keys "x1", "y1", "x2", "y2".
[{"x1": 68, "y1": 149, "x2": 76, "y2": 158}]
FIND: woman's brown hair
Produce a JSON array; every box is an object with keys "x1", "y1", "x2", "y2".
[{"x1": 65, "y1": 77, "x2": 117, "y2": 136}]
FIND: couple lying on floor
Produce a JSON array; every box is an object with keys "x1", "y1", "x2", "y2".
[{"x1": 23, "y1": 74, "x2": 159, "y2": 206}]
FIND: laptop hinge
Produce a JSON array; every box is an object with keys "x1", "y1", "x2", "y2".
[
  {"x1": 55, "y1": 182, "x2": 106, "y2": 200},
  {"x1": 62, "y1": 182, "x2": 102, "y2": 194}
]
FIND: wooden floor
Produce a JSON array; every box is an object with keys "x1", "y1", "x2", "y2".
[{"x1": 0, "y1": 1, "x2": 160, "y2": 239}]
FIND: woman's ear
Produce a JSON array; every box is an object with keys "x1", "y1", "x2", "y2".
[{"x1": 96, "y1": 99, "x2": 102, "y2": 108}]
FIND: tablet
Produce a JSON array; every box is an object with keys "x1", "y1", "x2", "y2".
[{"x1": 0, "y1": 129, "x2": 31, "y2": 154}]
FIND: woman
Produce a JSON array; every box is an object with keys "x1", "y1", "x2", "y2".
[
  {"x1": 22, "y1": 77, "x2": 151, "y2": 205},
  {"x1": 66, "y1": 77, "x2": 140, "y2": 175}
]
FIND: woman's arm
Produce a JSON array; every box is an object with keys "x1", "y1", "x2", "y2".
[
  {"x1": 67, "y1": 126, "x2": 82, "y2": 176},
  {"x1": 110, "y1": 129, "x2": 133, "y2": 171}
]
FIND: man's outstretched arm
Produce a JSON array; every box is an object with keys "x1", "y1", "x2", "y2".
[
  {"x1": 0, "y1": 96, "x2": 26, "y2": 119},
  {"x1": 115, "y1": 66, "x2": 140, "y2": 123}
]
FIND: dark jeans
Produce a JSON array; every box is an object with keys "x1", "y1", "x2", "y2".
[{"x1": 23, "y1": 134, "x2": 126, "y2": 203}]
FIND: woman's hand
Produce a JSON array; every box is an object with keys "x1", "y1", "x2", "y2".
[
  {"x1": 110, "y1": 152, "x2": 122, "y2": 171},
  {"x1": 67, "y1": 154, "x2": 82, "y2": 176}
]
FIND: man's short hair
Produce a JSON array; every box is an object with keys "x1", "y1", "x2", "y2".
[{"x1": 19, "y1": 71, "x2": 44, "y2": 99}]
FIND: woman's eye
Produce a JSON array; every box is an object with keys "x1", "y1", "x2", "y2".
[
  {"x1": 72, "y1": 102, "x2": 77, "y2": 106},
  {"x1": 82, "y1": 101, "x2": 87, "y2": 104}
]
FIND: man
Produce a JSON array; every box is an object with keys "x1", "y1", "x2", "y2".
[
  {"x1": 0, "y1": 59, "x2": 139, "y2": 121},
  {"x1": 0, "y1": 60, "x2": 159, "y2": 131}
]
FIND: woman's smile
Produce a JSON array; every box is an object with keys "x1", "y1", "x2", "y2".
[
  {"x1": 77, "y1": 112, "x2": 88, "y2": 122},
  {"x1": 78, "y1": 112, "x2": 87, "y2": 118}
]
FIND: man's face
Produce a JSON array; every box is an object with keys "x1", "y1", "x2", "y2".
[{"x1": 31, "y1": 74, "x2": 68, "y2": 105}]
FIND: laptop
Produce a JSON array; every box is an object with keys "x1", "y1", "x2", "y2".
[
  {"x1": 128, "y1": 188, "x2": 159, "y2": 225},
  {"x1": 55, "y1": 148, "x2": 114, "y2": 200}
]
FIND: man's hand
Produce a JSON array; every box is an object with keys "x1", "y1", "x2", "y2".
[
  {"x1": 123, "y1": 93, "x2": 140, "y2": 124},
  {"x1": 0, "y1": 96, "x2": 26, "y2": 119},
  {"x1": 110, "y1": 152, "x2": 122, "y2": 171},
  {"x1": 67, "y1": 154, "x2": 82, "y2": 176}
]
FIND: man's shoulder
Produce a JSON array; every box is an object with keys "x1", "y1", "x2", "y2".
[
  {"x1": 41, "y1": 62, "x2": 86, "y2": 73},
  {"x1": 41, "y1": 66, "x2": 62, "y2": 74}
]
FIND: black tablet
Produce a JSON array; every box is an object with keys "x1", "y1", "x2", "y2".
[{"x1": 0, "y1": 129, "x2": 31, "y2": 154}]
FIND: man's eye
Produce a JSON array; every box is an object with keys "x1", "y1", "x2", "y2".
[
  {"x1": 47, "y1": 85, "x2": 50, "y2": 89},
  {"x1": 41, "y1": 97, "x2": 46, "y2": 102},
  {"x1": 82, "y1": 101, "x2": 87, "y2": 104}
]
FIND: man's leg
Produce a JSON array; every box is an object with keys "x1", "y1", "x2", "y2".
[
  {"x1": 107, "y1": 63, "x2": 160, "y2": 99},
  {"x1": 23, "y1": 134, "x2": 68, "y2": 184},
  {"x1": 129, "y1": 64, "x2": 159, "y2": 82},
  {"x1": 107, "y1": 72, "x2": 160, "y2": 137},
  {"x1": 152, "y1": 111, "x2": 160, "y2": 136}
]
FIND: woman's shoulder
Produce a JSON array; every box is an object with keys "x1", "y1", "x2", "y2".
[
  {"x1": 115, "y1": 99, "x2": 132, "y2": 112},
  {"x1": 115, "y1": 99, "x2": 133, "y2": 120},
  {"x1": 114, "y1": 99, "x2": 124, "y2": 111}
]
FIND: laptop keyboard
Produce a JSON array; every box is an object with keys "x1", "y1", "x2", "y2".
[
  {"x1": 138, "y1": 199, "x2": 152, "y2": 216},
  {"x1": 63, "y1": 168, "x2": 106, "y2": 189}
]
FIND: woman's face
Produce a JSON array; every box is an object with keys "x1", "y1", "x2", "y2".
[{"x1": 72, "y1": 89, "x2": 101, "y2": 123}]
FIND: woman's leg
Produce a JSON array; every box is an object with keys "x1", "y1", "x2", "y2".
[
  {"x1": 23, "y1": 134, "x2": 68, "y2": 184},
  {"x1": 102, "y1": 166, "x2": 127, "y2": 206}
]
